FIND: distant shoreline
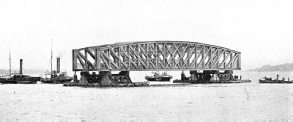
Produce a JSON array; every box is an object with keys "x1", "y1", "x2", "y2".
[
  {"x1": 245, "y1": 70, "x2": 293, "y2": 72},
  {"x1": 248, "y1": 63, "x2": 293, "y2": 72}
]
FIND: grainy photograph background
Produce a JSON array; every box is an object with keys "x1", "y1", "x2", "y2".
[{"x1": 0, "y1": 0, "x2": 293, "y2": 121}]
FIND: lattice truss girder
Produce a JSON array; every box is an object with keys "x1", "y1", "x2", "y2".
[{"x1": 72, "y1": 41, "x2": 241, "y2": 71}]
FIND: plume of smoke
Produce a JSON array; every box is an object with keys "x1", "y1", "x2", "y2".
[{"x1": 56, "y1": 50, "x2": 66, "y2": 58}]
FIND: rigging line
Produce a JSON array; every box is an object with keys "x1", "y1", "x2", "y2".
[
  {"x1": 42, "y1": 41, "x2": 53, "y2": 76},
  {"x1": 44, "y1": 58, "x2": 51, "y2": 75},
  {"x1": 9, "y1": 49, "x2": 11, "y2": 76},
  {"x1": 51, "y1": 39, "x2": 53, "y2": 77}
]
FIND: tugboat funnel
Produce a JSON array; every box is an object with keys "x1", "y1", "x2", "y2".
[
  {"x1": 20, "y1": 59, "x2": 23, "y2": 75},
  {"x1": 57, "y1": 57, "x2": 60, "y2": 73}
]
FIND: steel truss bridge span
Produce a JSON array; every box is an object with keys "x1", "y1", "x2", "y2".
[{"x1": 72, "y1": 41, "x2": 241, "y2": 71}]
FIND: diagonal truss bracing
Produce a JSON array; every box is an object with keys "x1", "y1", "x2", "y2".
[{"x1": 72, "y1": 41, "x2": 241, "y2": 71}]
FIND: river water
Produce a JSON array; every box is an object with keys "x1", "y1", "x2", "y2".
[{"x1": 1, "y1": 71, "x2": 293, "y2": 121}]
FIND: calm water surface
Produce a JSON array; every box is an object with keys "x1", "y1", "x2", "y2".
[{"x1": 1, "y1": 71, "x2": 293, "y2": 121}]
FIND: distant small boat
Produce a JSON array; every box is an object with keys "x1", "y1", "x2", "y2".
[
  {"x1": 41, "y1": 71, "x2": 73, "y2": 84},
  {"x1": 259, "y1": 79, "x2": 293, "y2": 83},
  {"x1": 0, "y1": 51, "x2": 40, "y2": 84},
  {"x1": 0, "y1": 74, "x2": 41, "y2": 84},
  {"x1": 145, "y1": 72, "x2": 173, "y2": 81},
  {"x1": 259, "y1": 75, "x2": 293, "y2": 83},
  {"x1": 40, "y1": 41, "x2": 73, "y2": 84}
]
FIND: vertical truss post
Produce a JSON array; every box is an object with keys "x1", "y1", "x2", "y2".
[
  {"x1": 202, "y1": 46, "x2": 205, "y2": 69},
  {"x1": 210, "y1": 47, "x2": 212, "y2": 68},
  {"x1": 107, "y1": 49, "x2": 110, "y2": 69},
  {"x1": 238, "y1": 53, "x2": 241, "y2": 69},
  {"x1": 163, "y1": 43, "x2": 166, "y2": 68},
  {"x1": 154, "y1": 43, "x2": 158, "y2": 68},
  {"x1": 194, "y1": 46, "x2": 197, "y2": 69},
  {"x1": 85, "y1": 50, "x2": 88, "y2": 70},
  {"x1": 137, "y1": 45, "x2": 139, "y2": 69},
  {"x1": 128, "y1": 46, "x2": 130, "y2": 70},
  {"x1": 223, "y1": 50, "x2": 226, "y2": 69},
  {"x1": 146, "y1": 44, "x2": 148, "y2": 69},
  {"x1": 118, "y1": 47, "x2": 121, "y2": 69},
  {"x1": 187, "y1": 45, "x2": 190, "y2": 67},
  {"x1": 96, "y1": 49, "x2": 100, "y2": 70},
  {"x1": 217, "y1": 49, "x2": 219, "y2": 69},
  {"x1": 72, "y1": 50, "x2": 77, "y2": 71},
  {"x1": 230, "y1": 52, "x2": 233, "y2": 68}
]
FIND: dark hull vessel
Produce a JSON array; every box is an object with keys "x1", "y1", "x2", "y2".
[
  {"x1": 13, "y1": 75, "x2": 41, "y2": 84},
  {"x1": 0, "y1": 75, "x2": 41, "y2": 84},
  {"x1": 259, "y1": 79, "x2": 293, "y2": 83},
  {"x1": 145, "y1": 72, "x2": 173, "y2": 81},
  {"x1": 0, "y1": 78, "x2": 17, "y2": 84},
  {"x1": 17, "y1": 80, "x2": 37, "y2": 84},
  {"x1": 145, "y1": 76, "x2": 172, "y2": 81},
  {"x1": 41, "y1": 77, "x2": 73, "y2": 84},
  {"x1": 41, "y1": 71, "x2": 73, "y2": 84},
  {"x1": 259, "y1": 75, "x2": 292, "y2": 83},
  {"x1": 1, "y1": 57, "x2": 40, "y2": 84}
]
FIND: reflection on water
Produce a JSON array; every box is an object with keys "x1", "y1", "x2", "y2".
[{"x1": 1, "y1": 71, "x2": 293, "y2": 121}]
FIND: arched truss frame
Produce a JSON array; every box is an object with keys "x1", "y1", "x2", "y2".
[{"x1": 72, "y1": 41, "x2": 241, "y2": 71}]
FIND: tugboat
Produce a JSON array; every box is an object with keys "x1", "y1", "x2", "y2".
[
  {"x1": 0, "y1": 52, "x2": 40, "y2": 84},
  {"x1": 41, "y1": 57, "x2": 73, "y2": 84},
  {"x1": 40, "y1": 42, "x2": 73, "y2": 84},
  {"x1": 259, "y1": 74, "x2": 293, "y2": 83},
  {"x1": 3, "y1": 59, "x2": 41, "y2": 84},
  {"x1": 0, "y1": 74, "x2": 41, "y2": 84},
  {"x1": 41, "y1": 70, "x2": 73, "y2": 84},
  {"x1": 145, "y1": 72, "x2": 173, "y2": 81}
]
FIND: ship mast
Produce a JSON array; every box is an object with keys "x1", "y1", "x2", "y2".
[
  {"x1": 9, "y1": 49, "x2": 11, "y2": 76},
  {"x1": 51, "y1": 40, "x2": 53, "y2": 78}
]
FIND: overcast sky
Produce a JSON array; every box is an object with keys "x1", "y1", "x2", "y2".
[{"x1": 0, "y1": 0, "x2": 293, "y2": 72}]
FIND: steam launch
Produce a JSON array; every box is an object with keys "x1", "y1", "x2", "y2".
[
  {"x1": 41, "y1": 57, "x2": 73, "y2": 84},
  {"x1": 0, "y1": 59, "x2": 41, "y2": 84}
]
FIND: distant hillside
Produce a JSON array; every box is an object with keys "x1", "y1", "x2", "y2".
[{"x1": 249, "y1": 63, "x2": 293, "y2": 72}]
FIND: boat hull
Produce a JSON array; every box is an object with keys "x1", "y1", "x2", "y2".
[
  {"x1": 41, "y1": 78, "x2": 73, "y2": 84},
  {"x1": 259, "y1": 79, "x2": 293, "y2": 83},
  {"x1": 16, "y1": 77, "x2": 41, "y2": 84},
  {"x1": 145, "y1": 76, "x2": 172, "y2": 81},
  {"x1": 17, "y1": 81, "x2": 36, "y2": 84},
  {"x1": 0, "y1": 79, "x2": 17, "y2": 84}
]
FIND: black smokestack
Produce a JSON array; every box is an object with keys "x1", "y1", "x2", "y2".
[
  {"x1": 20, "y1": 59, "x2": 23, "y2": 75},
  {"x1": 57, "y1": 57, "x2": 60, "y2": 73}
]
